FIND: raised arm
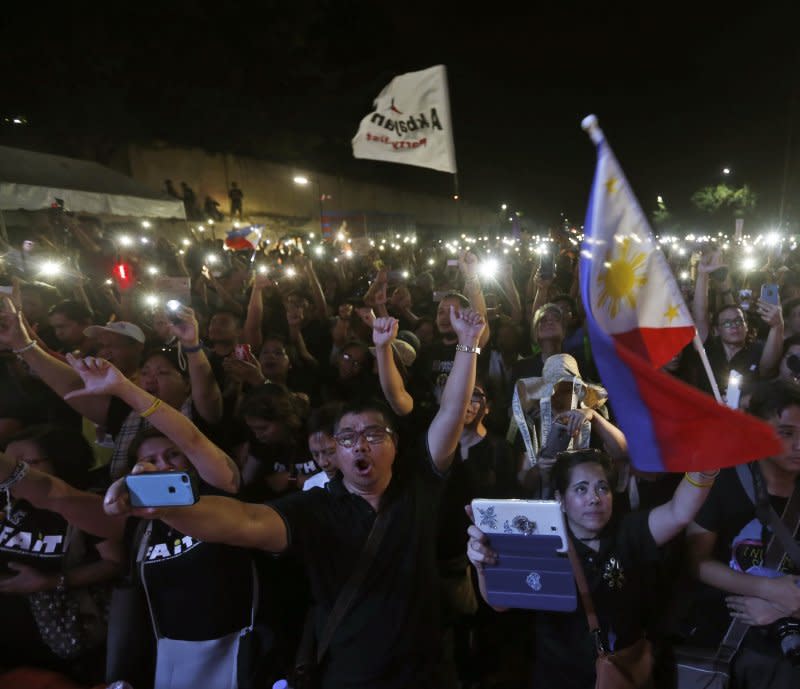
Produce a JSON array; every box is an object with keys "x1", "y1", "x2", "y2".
[
  {"x1": 103, "y1": 463, "x2": 287, "y2": 552},
  {"x1": 64, "y1": 356, "x2": 240, "y2": 494},
  {"x1": 169, "y1": 305, "x2": 223, "y2": 424},
  {"x1": 371, "y1": 315, "x2": 413, "y2": 417},
  {"x1": 756, "y1": 299, "x2": 784, "y2": 377},
  {"x1": 297, "y1": 255, "x2": 329, "y2": 321},
  {"x1": 0, "y1": 298, "x2": 111, "y2": 425},
  {"x1": 243, "y1": 274, "x2": 272, "y2": 350},
  {"x1": 647, "y1": 470, "x2": 718, "y2": 546},
  {"x1": 427, "y1": 307, "x2": 486, "y2": 472},
  {"x1": 459, "y1": 251, "x2": 490, "y2": 348},
  {"x1": 693, "y1": 251, "x2": 723, "y2": 343}
]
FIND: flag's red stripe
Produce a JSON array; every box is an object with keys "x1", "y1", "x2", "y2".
[
  {"x1": 612, "y1": 326, "x2": 694, "y2": 370},
  {"x1": 613, "y1": 343, "x2": 782, "y2": 472}
]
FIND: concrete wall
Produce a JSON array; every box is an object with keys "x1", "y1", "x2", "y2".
[{"x1": 123, "y1": 143, "x2": 496, "y2": 237}]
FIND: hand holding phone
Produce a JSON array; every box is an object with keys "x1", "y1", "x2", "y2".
[
  {"x1": 125, "y1": 471, "x2": 198, "y2": 508},
  {"x1": 760, "y1": 283, "x2": 780, "y2": 306},
  {"x1": 539, "y1": 421, "x2": 571, "y2": 460}
]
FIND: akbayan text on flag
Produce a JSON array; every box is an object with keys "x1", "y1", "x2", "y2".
[{"x1": 351, "y1": 65, "x2": 457, "y2": 174}]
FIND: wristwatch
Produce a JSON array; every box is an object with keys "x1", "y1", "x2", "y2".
[{"x1": 455, "y1": 344, "x2": 481, "y2": 355}]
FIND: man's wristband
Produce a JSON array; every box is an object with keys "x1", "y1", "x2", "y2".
[
  {"x1": 181, "y1": 341, "x2": 204, "y2": 354},
  {"x1": 12, "y1": 340, "x2": 37, "y2": 355},
  {"x1": 455, "y1": 343, "x2": 481, "y2": 355}
]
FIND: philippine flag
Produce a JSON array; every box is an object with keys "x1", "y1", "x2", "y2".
[
  {"x1": 579, "y1": 115, "x2": 780, "y2": 472},
  {"x1": 225, "y1": 225, "x2": 263, "y2": 251}
]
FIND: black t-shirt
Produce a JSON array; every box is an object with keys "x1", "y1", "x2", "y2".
[
  {"x1": 270, "y1": 451, "x2": 445, "y2": 689},
  {"x1": 0, "y1": 500, "x2": 71, "y2": 666},
  {"x1": 690, "y1": 467, "x2": 799, "y2": 643},
  {"x1": 532, "y1": 511, "x2": 660, "y2": 689},
  {"x1": 436, "y1": 435, "x2": 519, "y2": 560},
  {"x1": 702, "y1": 336, "x2": 764, "y2": 396},
  {"x1": 132, "y1": 507, "x2": 254, "y2": 641}
]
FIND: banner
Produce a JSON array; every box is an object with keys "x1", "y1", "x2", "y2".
[{"x1": 351, "y1": 65, "x2": 457, "y2": 174}]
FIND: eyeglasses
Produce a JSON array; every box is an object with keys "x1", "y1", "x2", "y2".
[
  {"x1": 720, "y1": 317, "x2": 745, "y2": 329},
  {"x1": 334, "y1": 426, "x2": 394, "y2": 448},
  {"x1": 341, "y1": 352, "x2": 364, "y2": 367}
]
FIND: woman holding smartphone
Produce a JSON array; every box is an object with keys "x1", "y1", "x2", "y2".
[{"x1": 0, "y1": 354, "x2": 266, "y2": 689}]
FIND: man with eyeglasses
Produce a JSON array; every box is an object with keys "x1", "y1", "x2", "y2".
[
  {"x1": 694, "y1": 252, "x2": 784, "y2": 398},
  {"x1": 110, "y1": 306, "x2": 487, "y2": 689}
]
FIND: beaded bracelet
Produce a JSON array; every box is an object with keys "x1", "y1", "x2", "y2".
[
  {"x1": 138, "y1": 398, "x2": 163, "y2": 419},
  {"x1": 0, "y1": 461, "x2": 29, "y2": 491}
]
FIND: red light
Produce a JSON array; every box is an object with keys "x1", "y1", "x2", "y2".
[{"x1": 113, "y1": 262, "x2": 134, "y2": 288}]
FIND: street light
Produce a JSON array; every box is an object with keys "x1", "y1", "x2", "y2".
[
  {"x1": 293, "y1": 174, "x2": 324, "y2": 237},
  {"x1": 722, "y1": 168, "x2": 731, "y2": 175}
]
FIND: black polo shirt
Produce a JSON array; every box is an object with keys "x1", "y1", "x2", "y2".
[{"x1": 270, "y1": 451, "x2": 446, "y2": 689}]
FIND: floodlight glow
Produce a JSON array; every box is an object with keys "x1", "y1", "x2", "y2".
[
  {"x1": 428, "y1": 258, "x2": 435, "y2": 266},
  {"x1": 680, "y1": 271, "x2": 689, "y2": 280},
  {"x1": 182, "y1": 238, "x2": 191, "y2": 246},
  {"x1": 147, "y1": 266, "x2": 159, "y2": 275},
  {"x1": 293, "y1": 176, "x2": 309, "y2": 186},
  {"x1": 144, "y1": 295, "x2": 159, "y2": 307},
  {"x1": 286, "y1": 267, "x2": 297, "y2": 277},
  {"x1": 765, "y1": 232, "x2": 782, "y2": 247},
  {"x1": 314, "y1": 245, "x2": 324, "y2": 256},
  {"x1": 141, "y1": 220, "x2": 151, "y2": 229},
  {"x1": 140, "y1": 237, "x2": 149, "y2": 244},
  {"x1": 258, "y1": 265, "x2": 269, "y2": 274},
  {"x1": 742, "y1": 257, "x2": 757, "y2": 271},
  {"x1": 336, "y1": 232, "x2": 345, "y2": 242},
  {"x1": 118, "y1": 235, "x2": 133, "y2": 247},
  {"x1": 206, "y1": 254, "x2": 219, "y2": 264},
  {"x1": 402, "y1": 271, "x2": 409, "y2": 279}
]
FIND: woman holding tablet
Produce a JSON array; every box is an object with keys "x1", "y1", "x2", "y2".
[{"x1": 467, "y1": 448, "x2": 718, "y2": 689}]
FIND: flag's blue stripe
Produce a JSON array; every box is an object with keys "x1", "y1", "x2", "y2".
[{"x1": 580, "y1": 142, "x2": 664, "y2": 472}]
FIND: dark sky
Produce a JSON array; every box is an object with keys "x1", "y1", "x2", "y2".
[{"x1": 1, "y1": 1, "x2": 799, "y2": 229}]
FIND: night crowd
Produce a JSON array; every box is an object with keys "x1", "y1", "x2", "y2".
[{"x1": 1, "y1": 212, "x2": 800, "y2": 689}]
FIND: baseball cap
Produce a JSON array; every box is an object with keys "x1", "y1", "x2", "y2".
[
  {"x1": 368, "y1": 339, "x2": 417, "y2": 368},
  {"x1": 84, "y1": 321, "x2": 146, "y2": 344}
]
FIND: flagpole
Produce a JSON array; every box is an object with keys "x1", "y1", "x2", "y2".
[
  {"x1": 582, "y1": 114, "x2": 725, "y2": 406},
  {"x1": 691, "y1": 333, "x2": 723, "y2": 403}
]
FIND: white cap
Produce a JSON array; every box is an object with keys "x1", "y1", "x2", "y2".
[
  {"x1": 84, "y1": 321, "x2": 146, "y2": 344},
  {"x1": 369, "y1": 340, "x2": 417, "y2": 367}
]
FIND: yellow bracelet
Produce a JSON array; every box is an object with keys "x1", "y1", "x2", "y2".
[
  {"x1": 684, "y1": 472, "x2": 715, "y2": 489},
  {"x1": 138, "y1": 398, "x2": 162, "y2": 419}
]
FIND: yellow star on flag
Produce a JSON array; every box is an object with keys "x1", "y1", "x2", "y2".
[
  {"x1": 663, "y1": 304, "x2": 680, "y2": 323},
  {"x1": 605, "y1": 177, "x2": 619, "y2": 194}
]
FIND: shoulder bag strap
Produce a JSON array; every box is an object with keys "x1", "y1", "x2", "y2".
[
  {"x1": 315, "y1": 503, "x2": 393, "y2": 664},
  {"x1": 751, "y1": 464, "x2": 800, "y2": 568},
  {"x1": 566, "y1": 537, "x2": 605, "y2": 654}
]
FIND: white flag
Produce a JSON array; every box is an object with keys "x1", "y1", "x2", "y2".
[{"x1": 351, "y1": 65, "x2": 457, "y2": 174}]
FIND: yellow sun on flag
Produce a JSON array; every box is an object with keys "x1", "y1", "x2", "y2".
[{"x1": 597, "y1": 237, "x2": 648, "y2": 318}]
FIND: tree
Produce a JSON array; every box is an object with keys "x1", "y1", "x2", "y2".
[{"x1": 690, "y1": 183, "x2": 756, "y2": 217}]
